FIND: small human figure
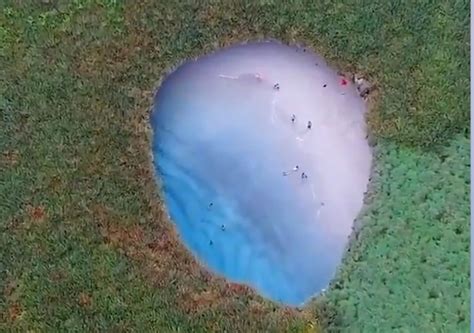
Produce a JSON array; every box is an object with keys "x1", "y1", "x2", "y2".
[
  {"x1": 323, "y1": 84, "x2": 327, "y2": 88},
  {"x1": 307, "y1": 121, "x2": 312, "y2": 130},
  {"x1": 208, "y1": 202, "x2": 213, "y2": 209},
  {"x1": 255, "y1": 73, "x2": 263, "y2": 81},
  {"x1": 291, "y1": 114, "x2": 296, "y2": 123},
  {"x1": 292, "y1": 165, "x2": 299, "y2": 172},
  {"x1": 221, "y1": 224, "x2": 225, "y2": 231},
  {"x1": 301, "y1": 172, "x2": 308, "y2": 179},
  {"x1": 273, "y1": 83, "x2": 280, "y2": 90},
  {"x1": 282, "y1": 171, "x2": 289, "y2": 176},
  {"x1": 209, "y1": 240, "x2": 213, "y2": 245}
]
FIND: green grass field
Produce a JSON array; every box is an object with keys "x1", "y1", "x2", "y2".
[{"x1": 0, "y1": 1, "x2": 469, "y2": 332}]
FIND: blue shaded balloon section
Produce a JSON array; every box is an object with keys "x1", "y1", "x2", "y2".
[{"x1": 150, "y1": 41, "x2": 372, "y2": 306}]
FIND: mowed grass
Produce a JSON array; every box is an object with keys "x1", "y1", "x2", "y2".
[{"x1": 0, "y1": 1, "x2": 469, "y2": 332}]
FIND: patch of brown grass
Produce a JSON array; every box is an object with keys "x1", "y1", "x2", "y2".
[
  {"x1": 26, "y1": 205, "x2": 46, "y2": 223},
  {"x1": 12, "y1": 205, "x2": 49, "y2": 231},
  {"x1": 48, "y1": 270, "x2": 67, "y2": 283},
  {"x1": 3, "y1": 279, "x2": 18, "y2": 299},
  {"x1": 6, "y1": 303, "x2": 23, "y2": 323},
  {"x1": 77, "y1": 292, "x2": 93, "y2": 309},
  {"x1": 1, "y1": 150, "x2": 19, "y2": 167}
]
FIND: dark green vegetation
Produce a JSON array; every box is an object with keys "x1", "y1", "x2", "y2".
[{"x1": 0, "y1": 1, "x2": 469, "y2": 332}]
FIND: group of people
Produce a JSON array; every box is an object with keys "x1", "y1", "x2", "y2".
[
  {"x1": 273, "y1": 82, "x2": 312, "y2": 180},
  {"x1": 290, "y1": 113, "x2": 312, "y2": 129},
  {"x1": 282, "y1": 165, "x2": 308, "y2": 180},
  {"x1": 205, "y1": 76, "x2": 317, "y2": 247},
  {"x1": 207, "y1": 202, "x2": 226, "y2": 246}
]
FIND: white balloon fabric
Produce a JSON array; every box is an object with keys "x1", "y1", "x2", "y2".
[{"x1": 151, "y1": 41, "x2": 372, "y2": 306}]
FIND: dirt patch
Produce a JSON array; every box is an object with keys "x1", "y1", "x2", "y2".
[
  {"x1": 78, "y1": 292, "x2": 93, "y2": 309},
  {"x1": 1, "y1": 150, "x2": 19, "y2": 167},
  {"x1": 5, "y1": 303, "x2": 23, "y2": 323},
  {"x1": 26, "y1": 205, "x2": 47, "y2": 224}
]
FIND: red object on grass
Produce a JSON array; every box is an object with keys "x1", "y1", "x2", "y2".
[{"x1": 340, "y1": 78, "x2": 348, "y2": 86}]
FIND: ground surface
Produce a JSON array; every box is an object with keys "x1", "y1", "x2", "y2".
[{"x1": 0, "y1": 1, "x2": 469, "y2": 332}]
